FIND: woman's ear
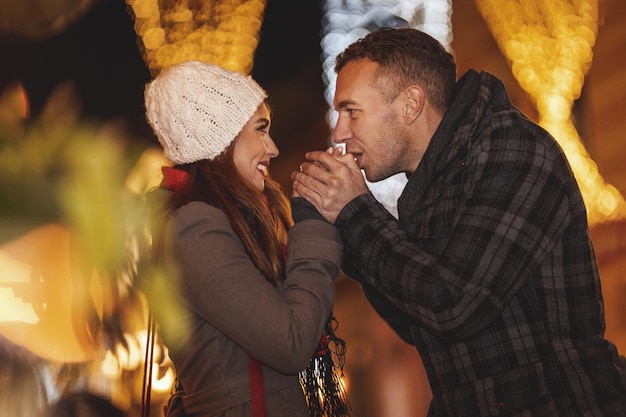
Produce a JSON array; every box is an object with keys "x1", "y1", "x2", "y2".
[{"x1": 403, "y1": 85, "x2": 425, "y2": 123}]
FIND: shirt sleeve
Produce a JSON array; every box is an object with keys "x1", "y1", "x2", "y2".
[
  {"x1": 170, "y1": 202, "x2": 343, "y2": 373},
  {"x1": 336, "y1": 126, "x2": 574, "y2": 341}
]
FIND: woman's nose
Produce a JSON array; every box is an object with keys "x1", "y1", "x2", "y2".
[{"x1": 266, "y1": 136, "x2": 279, "y2": 157}]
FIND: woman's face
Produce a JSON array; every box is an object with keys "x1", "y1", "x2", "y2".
[{"x1": 233, "y1": 103, "x2": 279, "y2": 193}]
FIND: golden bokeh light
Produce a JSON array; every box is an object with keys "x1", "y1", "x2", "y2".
[
  {"x1": 0, "y1": 79, "x2": 178, "y2": 411},
  {"x1": 125, "y1": 0, "x2": 267, "y2": 76},
  {"x1": 475, "y1": 0, "x2": 626, "y2": 224},
  {"x1": 0, "y1": 223, "x2": 103, "y2": 363}
]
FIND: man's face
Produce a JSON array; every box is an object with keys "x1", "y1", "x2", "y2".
[{"x1": 332, "y1": 59, "x2": 412, "y2": 182}]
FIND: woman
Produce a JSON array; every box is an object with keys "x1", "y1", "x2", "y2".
[{"x1": 144, "y1": 61, "x2": 348, "y2": 417}]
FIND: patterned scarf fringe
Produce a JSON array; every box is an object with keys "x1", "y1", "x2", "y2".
[{"x1": 299, "y1": 315, "x2": 351, "y2": 417}]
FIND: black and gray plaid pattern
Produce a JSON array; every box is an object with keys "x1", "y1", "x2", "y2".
[{"x1": 336, "y1": 71, "x2": 626, "y2": 416}]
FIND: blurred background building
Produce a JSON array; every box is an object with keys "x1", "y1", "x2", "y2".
[{"x1": 0, "y1": 0, "x2": 624, "y2": 416}]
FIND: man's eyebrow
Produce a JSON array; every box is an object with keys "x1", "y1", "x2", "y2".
[{"x1": 336, "y1": 99, "x2": 356, "y2": 109}]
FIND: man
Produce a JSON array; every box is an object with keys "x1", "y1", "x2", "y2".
[{"x1": 292, "y1": 27, "x2": 626, "y2": 416}]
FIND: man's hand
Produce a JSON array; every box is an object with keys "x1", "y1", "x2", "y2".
[{"x1": 291, "y1": 147, "x2": 369, "y2": 223}]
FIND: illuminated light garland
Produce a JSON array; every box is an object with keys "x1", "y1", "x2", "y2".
[
  {"x1": 475, "y1": 0, "x2": 626, "y2": 224},
  {"x1": 321, "y1": 0, "x2": 453, "y2": 218},
  {"x1": 125, "y1": 0, "x2": 267, "y2": 76}
]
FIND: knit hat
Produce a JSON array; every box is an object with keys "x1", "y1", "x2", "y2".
[{"x1": 144, "y1": 61, "x2": 267, "y2": 164}]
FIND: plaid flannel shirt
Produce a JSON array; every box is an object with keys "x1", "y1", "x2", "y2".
[{"x1": 336, "y1": 70, "x2": 626, "y2": 416}]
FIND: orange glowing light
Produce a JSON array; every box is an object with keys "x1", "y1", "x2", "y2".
[{"x1": 0, "y1": 224, "x2": 103, "y2": 362}]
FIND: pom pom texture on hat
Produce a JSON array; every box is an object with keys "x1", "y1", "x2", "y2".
[{"x1": 144, "y1": 61, "x2": 267, "y2": 164}]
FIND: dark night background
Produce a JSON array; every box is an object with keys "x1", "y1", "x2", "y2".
[
  {"x1": 0, "y1": 0, "x2": 329, "y2": 189},
  {"x1": 1, "y1": 3, "x2": 626, "y2": 416}
]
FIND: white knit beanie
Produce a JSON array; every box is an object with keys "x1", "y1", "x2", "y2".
[{"x1": 144, "y1": 61, "x2": 268, "y2": 164}]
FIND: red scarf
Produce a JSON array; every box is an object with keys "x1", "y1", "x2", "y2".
[{"x1": 161, "y1": 166, "x2": 188, "y2": 191}]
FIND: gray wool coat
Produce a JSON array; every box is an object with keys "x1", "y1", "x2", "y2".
[{"x1": 162, "y1": 201, "x2": 343, "y2": 416}]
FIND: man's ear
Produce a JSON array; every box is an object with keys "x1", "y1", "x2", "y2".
[{"x1": 403, "y1": 85, "x2": 425, "y2": 123}]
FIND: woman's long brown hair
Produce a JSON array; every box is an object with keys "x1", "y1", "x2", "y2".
[{"x1": 164, "y1": 143, "x2": 293, "y2": 285}]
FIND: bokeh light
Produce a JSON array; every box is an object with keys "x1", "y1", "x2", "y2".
[
  {"x1": 125, "y1": 0, "x2": 267, "y2": 76},
  {"x1": 475, "y1": 0, "x2": 626, "y2": 224}
]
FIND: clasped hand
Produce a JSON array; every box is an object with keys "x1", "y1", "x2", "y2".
[{"x1": 291, "y1": 147, "x2": 369, "y2": 224}]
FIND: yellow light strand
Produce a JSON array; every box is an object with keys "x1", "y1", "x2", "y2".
[
  {"x1": 125, "y1": 0, "x2": 267, "y2": 76},
  {"x1": 475, "y1": 0, "x2": 626, "y2": 224}
]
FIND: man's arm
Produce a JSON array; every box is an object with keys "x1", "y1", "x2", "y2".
[{"x1": 333, "y1": 131, "x2": 572, "y2": 341}]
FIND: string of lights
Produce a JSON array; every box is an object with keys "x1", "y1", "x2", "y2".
[
  {"x1": 125, "y1": 0, "x2": 267, "y2": 76},
  {"x1": 475, "y1": 0, "x2": 626, "y2": 224}
]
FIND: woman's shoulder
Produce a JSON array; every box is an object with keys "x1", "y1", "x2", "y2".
[
  {"x1": 176, "y1": 200, "x2": 223, "y2": 215},
  {"x1": 172, "y1": 201, "x2": 231, "y2": 231}
]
